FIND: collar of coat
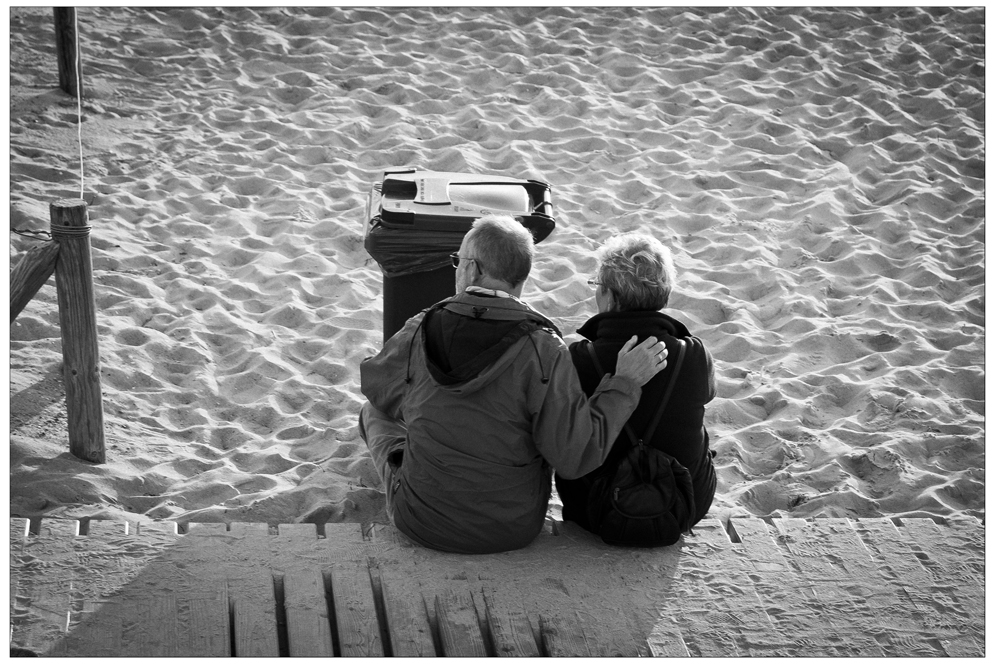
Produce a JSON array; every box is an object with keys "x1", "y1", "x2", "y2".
[
  {"x1": 439, "y1": 289, "x2": 562, "y2": 337},
  {"x1": 577, "y1": 310, "x2": 691, "y2": 343}
]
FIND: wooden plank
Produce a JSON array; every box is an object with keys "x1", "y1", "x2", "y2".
[
  {"x1": 10, "y1": 516, "x2": 30, "y2": 548},
  {"x1": 531, "y1": 527, "x2": 650, "y2": 656},
  {"x1": 853, "y1": 518, "x2": 979, "y2": 657},
  {"x1": 737, "y1": 518, "x2": 848, "y2": 657},
  {"x1": 324, "y1": 522, "x2": 391, "y2": 656},
  {"x1": 646, "y1": 620, "x2": 690, "y2": 657},
  {"x1": 525, "y1": 554, "x2": 605, "y2": 657},
  {"x1": 65, "y1": 520, "x2": 228, "y2": 657},
  {"x1": 77, "y1": 520, "x2": 226, "y2": 658},
  {"x1": 662, "y1": 519, "x2": 787, "y2": 657},
  {"x1": 900, "y1": 518, "x2": 984, "y2": 584},
  {"x1": 941, "y1": 517, "x2": 985, "y2": 563},
  {"x1": 9, "y1": 239, "x2": 59, "y2": 323},
  {"x1": 184, "y1": 586, "x2": 231, "y2": 657},
  {"x1": 323, "y1": 521, "x2": 371, "y2": 559},
  {"x1": 895, "y1": 518, "x2": 984, "y2": 656},
  {"x1": 479, "y1": 584, "x2": 540, "y2": 657},
  {"x1": 35, "y1": 520, "x2": 146, "y2": 656},
  {"x1": 274, "y1": 524, "x2": 333, "y2": 657},
  {"x1": 362, "y1": 523, "x2": 441, "y2": 657},
  {"x1": 364, "y1": 528, "x2": 530, "y2": 657},
  {"x1": 142, "y1": 519, "x2": 178, "y2": 533},
  {"x1": 684, "y1": 521, "x2": 761, "y2": 657},
  {"x1": 557, "y1": 578, "x2": 641, "y2": 657},
  {"x1": 851, "y1": 518, "x2": 928, "y2": 580},
  {"x1": 582, "y1": 527, "x2": 689, "y2": 658},
  {"x1": 54, "y1": 517, "x2": 233, "y2": 658},
  {"x1": 828, "y1": 518, "x2": 951, "y2": 658},
  {"x1": 185, "y1": 522, "x2": 229, "y2": 535},
  {"x1": 434, "y1": 587, "x2": 487, "y2": 656},
  {"x1": 361, "y1": 521, "x2": 418, "y2": 556},
  {"x1": 180, "y1": 523, "x2": 231, "y2": 657},
  {"x1": 9, "y1": 517, "x2": 986, "y2": 657},
  {"x1": 282, "y1": 570, "x2": 332, "y2": 657},
  {"x1": 10, "y1": 518, "x2": 28, "y2": 615},
  {"x1": 9, "y1": 518, "x2": 37, "y2": 656},
  {"x1": 726, "y1": 518, "x2": 794, "y2": 573},
  {"x1": 331, "y1": 560, "x2": 384, "y2": 656},
  {"x1": 61, "y1": 598, "x2": 123, "y2": 657},
  {"x1": 770, "y1": 519, "x2": 888, "y2": 656},
  {"x1": 11, "y1": 519, "x2": 79, "y2": 654},
  {"x1": 91, "y1": 520, "x2": 183, "y2": 657},
  {"x1": 481, "y1": 522, "x2": 645, "y2": 657},
  {"x1": 54, "y1": 520, "x2": 131, "y2": 657},
  {"x1": 227, "y1": 523, "x2": 279, "y2": 657},
  {"x1": 773, "y1": 518, "x2": 924, "y2": 656},
  {"x1": 129, "y1": 593, "x2": 180, "y2": 656},
  {"x1": 716, "y1": 518, "x2": 867, "y2": 656},
  {"x1": 538, "y1": 612, "x2": 589, "y2": 657},
  {"x1": 376, "y1": 564, "x2": 436, "y2": 656}
]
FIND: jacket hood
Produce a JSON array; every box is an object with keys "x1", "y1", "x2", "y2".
[{"x1": 418, "y1": 291, "x2": 560, "y2": 395}]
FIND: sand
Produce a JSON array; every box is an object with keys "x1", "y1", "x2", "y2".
[{"x1": 8, "y1": 7, "x2": 984, "y2": 530}]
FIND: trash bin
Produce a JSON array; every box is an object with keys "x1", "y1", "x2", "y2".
[{"x1": 364, "y1": 169, "x2": 556, "y2": 342}]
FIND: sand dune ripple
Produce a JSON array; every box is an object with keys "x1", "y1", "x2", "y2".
[{"x1": 9, "y1": 6, "x2": 983, "y2": 526}]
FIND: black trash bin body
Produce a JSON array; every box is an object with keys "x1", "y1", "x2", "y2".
[{"x1": 364, "y1": 169, "x2": 555, "y2": 342}]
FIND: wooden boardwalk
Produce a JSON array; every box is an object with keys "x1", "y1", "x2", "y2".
[{"x1": 9, "y1": 516, "x2": 984, "y2": 657}]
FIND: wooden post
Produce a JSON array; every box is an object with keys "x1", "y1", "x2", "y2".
[
  {"x1": 51, "y1": 198, "x2": 104, "y2": 463},
  {"x1": 53, "y1": 8, "x2": 83, "y2": 98},
  {"x1": 10, "y1": 241, "x2": 61, "y2": 324}
]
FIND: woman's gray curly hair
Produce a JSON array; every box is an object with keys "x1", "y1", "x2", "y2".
[{"x1": 595, "y1": 233, "x2": 676, "y2": 311}]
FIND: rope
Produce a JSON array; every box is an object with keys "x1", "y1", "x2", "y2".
[
  {"x1": 74, "y1": 9, "x2": 84, "y2": 199},
  {"x1": 12, "y1": 224, "x2": 91, "y2": 241},
  {"x1": 11, "y1": 228, "x2": 53, "y2": 241},
  {"x1": 50, "y1": 224, "x2": 92, "y2": 239}
]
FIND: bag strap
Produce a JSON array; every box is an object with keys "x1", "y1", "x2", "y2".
[{"x1": 585, "y1": 338, "x2": 687, "y2": 447}]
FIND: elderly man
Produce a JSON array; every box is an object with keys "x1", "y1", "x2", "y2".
[{"x1": 359, "y1": 214, "x2": 668, "y2": 553}]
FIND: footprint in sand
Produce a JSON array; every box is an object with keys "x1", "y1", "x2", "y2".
[
  {"x1": 210, "y1": 426, "x2": 254, "y2": 451},
  {"x1": 276, "y1": 424, "x2": 319, "y2": 441},
  {"x1": 857, "y1": 331, "x2": 902, "y2": 353},
  {"x1": 232, "y1": 475, "x2": 280, "y2": 494},
  {"x1": 228, "y1": 451, "x2": 299, "y2": 476},
  {"x1": 839, "y1": 448, "x2": 905, "y2": 489},
  {"x1": 272, "y1": 382, "x2": 316, "y2": 416}
]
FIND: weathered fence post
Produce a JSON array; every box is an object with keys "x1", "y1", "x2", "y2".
[
  {"x1": 53, "y1": 8, "x2": 83, "y2": 98},
  {"x1": 10, "y1": 241, "x2": 61, "y2": 324},
  {"x1": 51, "y1": 199, "x2": 104, "y2": 463}
]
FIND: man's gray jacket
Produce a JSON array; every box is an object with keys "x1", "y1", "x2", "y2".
[{"x1": 359, "y1": 289, "x2": 642, "y2": 553}]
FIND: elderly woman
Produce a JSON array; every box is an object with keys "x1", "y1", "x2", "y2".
[{"x1": 555, "y1": 232, "x2": 717, "y2": 536}]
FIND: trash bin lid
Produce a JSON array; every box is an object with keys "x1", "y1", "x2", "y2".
[
  {"x1": 373, "y1": 169, "x2": 555, "y2": 242},
  {"x1": 364, "y1": 169, "x2": 557, "y2": 278}
]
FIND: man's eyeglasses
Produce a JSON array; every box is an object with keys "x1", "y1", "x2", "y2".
[{"x1": 451, "y1": 253, "x2": 482, "y2": 270}]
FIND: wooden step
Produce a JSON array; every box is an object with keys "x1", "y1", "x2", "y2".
[{"x1": 8, "y1": 516, "x2": 984, "y2": 657}]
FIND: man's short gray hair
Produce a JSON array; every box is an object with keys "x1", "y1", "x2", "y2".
[
  {"x1": 596, "y1": 233, "x2": 676, "y2": 311},
  {"x1": 466, "y1": 214, "x2": 535, "y2": 287}
]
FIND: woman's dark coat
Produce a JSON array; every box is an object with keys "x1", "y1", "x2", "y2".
[{"x1": 555, "y1": 310, "x2": 717, "y2": 528}]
